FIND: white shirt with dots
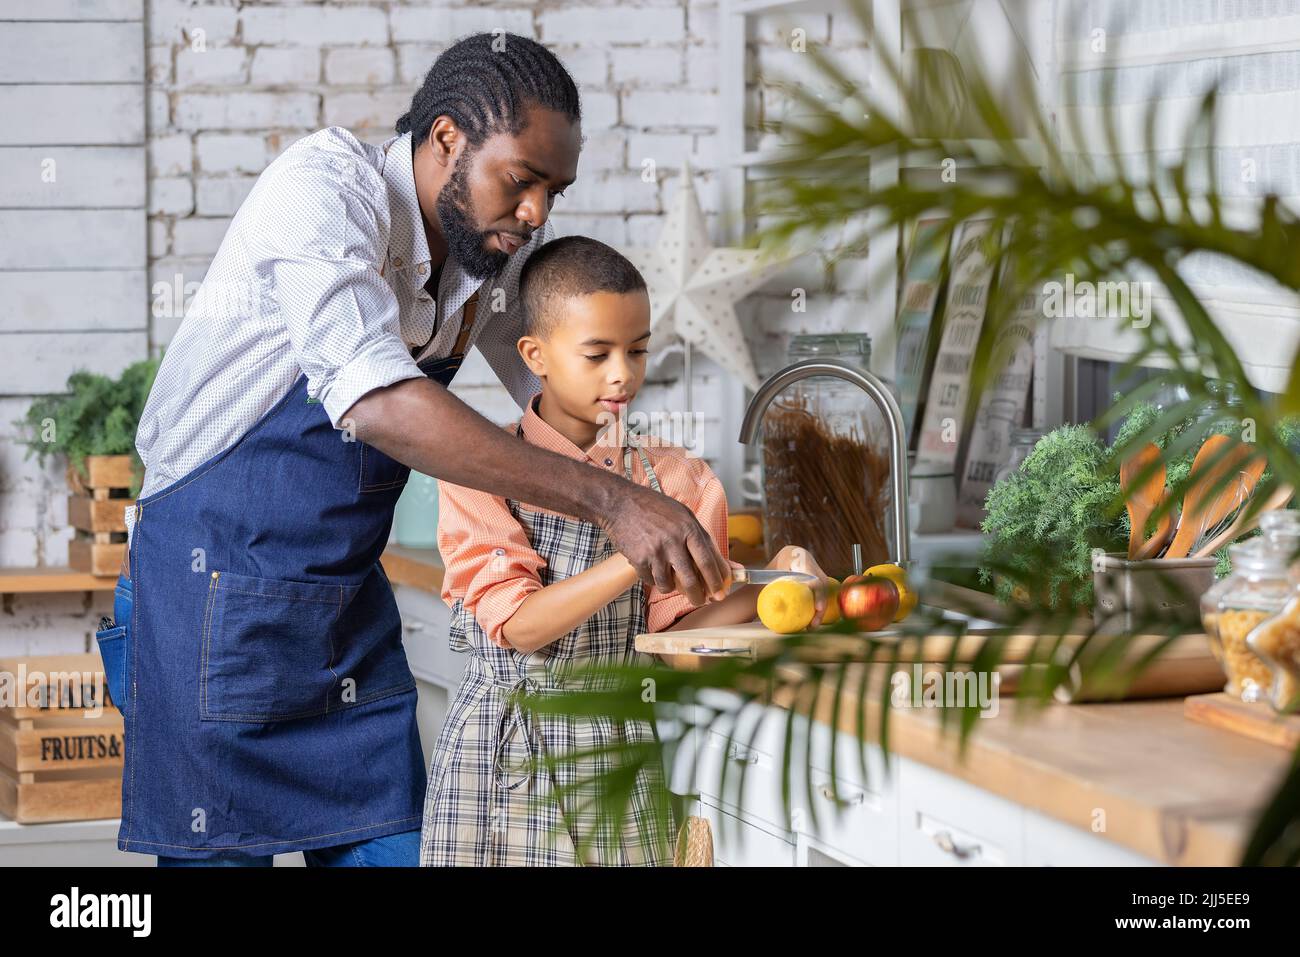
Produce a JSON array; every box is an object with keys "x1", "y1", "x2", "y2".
[{"x1": 127, "y1": 127, "x2": 551, "y2": 544}]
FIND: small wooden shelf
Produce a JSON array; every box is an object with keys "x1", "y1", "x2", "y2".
[
  {"x1": 0, "y1": 568, "x2": 116, "y2": 594},
  {"x1": 1, "y1": 544, "x2": 446, "y2": 597}
]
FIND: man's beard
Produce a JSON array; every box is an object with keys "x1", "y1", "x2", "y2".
[{"x1": 435, "y1": 147, "x2": 508, "y2": 281}]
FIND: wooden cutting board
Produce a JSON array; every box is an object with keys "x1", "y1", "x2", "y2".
[
  {"x1": 634, "y1": 622, "x2": 1226, "y2": 701},
  {"x1": 1183, "y1": 693, "x2": 1300, "y2": 749}
]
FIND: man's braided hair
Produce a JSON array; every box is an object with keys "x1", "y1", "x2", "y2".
[{"x1": 395, "y1": 32, "x2": 582, "y2": 147}]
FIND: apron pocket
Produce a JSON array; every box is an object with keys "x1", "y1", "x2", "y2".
[
  {"x1": 358, "y1": 441, "x2": 410, "y2": 494},
  {"x1": 200, "y1": 569, "x2": 353, "y2": 723},
  {"x1": 94, "y1": 623, "x2": 128, "y2": 716}
]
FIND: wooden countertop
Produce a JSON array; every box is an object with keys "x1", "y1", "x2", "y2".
[
  {"x1": 379, "y1": 544, "x2": 444, "y2": 594},
  {"x1": 772, "y1": 663, "x2": 1288, "y2": 866}
]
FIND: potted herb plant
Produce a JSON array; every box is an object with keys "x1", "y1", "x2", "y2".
[{"x1": 17, "y1": 359, "x2": 160, "y2": 574}]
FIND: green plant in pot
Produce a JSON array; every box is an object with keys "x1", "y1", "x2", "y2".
[{"x1": 16, "y1": 358, "x2": 160, "y2": 498}]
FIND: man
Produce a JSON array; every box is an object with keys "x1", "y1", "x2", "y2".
[{"x1": 108, "y1": 33, "x2": 728, "y2": 866}]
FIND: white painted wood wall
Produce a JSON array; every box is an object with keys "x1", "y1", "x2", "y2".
[{"x1": 0, "y1": 0, "x2": 146, "y2": 654}]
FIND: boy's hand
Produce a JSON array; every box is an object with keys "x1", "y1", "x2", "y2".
[{"x1": 767, "y1": 545, "x2": 831, "y2": 627}]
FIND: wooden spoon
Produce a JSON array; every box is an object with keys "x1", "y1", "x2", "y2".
[
  {"x1": 1165, "y1": 436, "x2": 1264, "y2": 559},
  {"x1": 1133, "y1": 491, "x2": 1177, "y2": 560},
  {"x1": 1120, "y1": 443, "x2": 1165, "y2": 560},
  {"x1": 1191, "y1": 483, "x2": 1294, "y2": 559}
]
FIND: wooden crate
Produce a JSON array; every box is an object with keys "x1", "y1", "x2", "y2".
[
  {"x1": 65, "y1": 454, "x2": 134, "y2": 577},
  {"x1": 0, "y1": 654, "x2": 123, "y2": 823}
]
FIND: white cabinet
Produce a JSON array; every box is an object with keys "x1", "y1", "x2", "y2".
[
  {"x1": 687, "y1": 704, "x2": 1158, "y2": 867},
  {"x1": 392, "y1": 583, "x2": 465, "y2": 767},
  {"x1": 393, "y1": 584, "x2": 466, "y2": 691},
  {"x1": 897, "y1": 759, "x2": 1024, "y2": 866},
  {"x1": 697, "y1": 798, "x2": 796, "y2": 868},
  {"x1": 1023, "y1": 807, "x2": 1156, "y2": 866},
  {"x1": 0, "y1": 818, "x2": 152, "y2": 867},
  {"x1": 798, "y1": 713, "x2": 898, "y2": 866},
  {"x1": 796, "y1": 831, "x2": 869, "y2": 867}
]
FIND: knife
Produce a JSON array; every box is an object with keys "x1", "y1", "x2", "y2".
[{"x1": 727, "y1": 567, "x2": 820, "y2": 588}]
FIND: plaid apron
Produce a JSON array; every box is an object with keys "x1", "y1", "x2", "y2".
[{"x1": 420, "y1": 425, "x2": 675, "y2": 866}]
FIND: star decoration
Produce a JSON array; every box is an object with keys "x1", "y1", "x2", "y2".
[{"x1": 621, "y1": 160, "x2": 788, "y2": 392}]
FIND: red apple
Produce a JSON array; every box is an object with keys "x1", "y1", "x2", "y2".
[{"x1": 837, "y1": 575, "x2": 900, "y2": 632}]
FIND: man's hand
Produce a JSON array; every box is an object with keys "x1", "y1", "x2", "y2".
[
  {"x1": 345, "y1": 377, "x2": 731, "y2": 606},
  {"x1": 601, "y1": 482, "x2": 731, "y2": 607}
]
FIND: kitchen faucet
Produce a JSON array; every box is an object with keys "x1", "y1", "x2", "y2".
[{"x1": 738, "y1": 358, "x2": 911, "y2": 567}]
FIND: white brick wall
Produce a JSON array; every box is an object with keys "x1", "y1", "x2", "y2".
[{"x1": 4, "y1": 0, "x2": 877, "y2": 652}]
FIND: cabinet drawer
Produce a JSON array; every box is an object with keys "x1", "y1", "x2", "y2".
[
  {"x1": 898, "y1": 758, "x2": 1023, "y2": 866},
  {"x1": 393, "y1": 584, "x2": 466, "y2": 689},
  {"x1": 698, "y1": 798, "x2": 795, "y2": 867},
  {"x1": 799, "y1": 712, "x2": 897, "y2": 863},
  {"x1": 796, "y1": 831, "x2": 869, "y2": 867},
  {"x1": 792, "y1": 766, "x2": 898, "y2": 866},
  {"x1": 695, "y1": 723, "x2": 796, "y2": 834}
]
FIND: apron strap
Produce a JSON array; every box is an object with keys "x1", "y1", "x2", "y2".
[
  {"x1": 492, "y1": 672, "x2": 541, "y2": 792},
  {"x1": 449, "y1": 291, "x2": 480, "y2": 356},
  {"x1": 623, "y1": 431, "x2": 663, "y2": 493},
  {"x1": 380, "y1": 137, "x2": 483, "y2": 359}
]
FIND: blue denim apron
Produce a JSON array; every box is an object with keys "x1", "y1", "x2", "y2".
[{"x1": 105, "y1": 347, "x2": 465, "y2": 859}]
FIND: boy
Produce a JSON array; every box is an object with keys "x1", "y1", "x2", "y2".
[{"x1": 419, "y1": 236, "x2": 827, "y2": 866}]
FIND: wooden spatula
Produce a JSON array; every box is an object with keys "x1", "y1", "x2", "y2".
[
  {"x1": 1164, "y1": 436, "x2": 1265, "y2": 559},
  {"x1": 1120, "y1": 443, "x2": 1165, "y2": 560},
  {"x1": 1134, "y1": 490, "x2": 1177, "y2": 560},
  {"x1": 1191, "y1": 482, "x2": 1292, "y2": 559}
]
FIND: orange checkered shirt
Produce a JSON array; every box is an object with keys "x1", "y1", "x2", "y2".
[{"x1": 437, "y1": 392, "x2": 731, "y2": 646}]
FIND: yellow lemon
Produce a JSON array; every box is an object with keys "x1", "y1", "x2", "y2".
[
  {"x1": 865, "y1": 563, "x2": 917, "y2": 621},
  {"x1": 820, "y1": 578, "x2": 842, "y2": 625},
  {"x1": 757, "y1": 578, "x2": 816, "y2": 634},
  {"x1": 728, "y1": 514, "x2": 764, "y2": 547}
]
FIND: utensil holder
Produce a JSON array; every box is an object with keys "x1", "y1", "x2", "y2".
[{"x1": 1092, "y1": 552, "x2": 1217, "y2": 633}]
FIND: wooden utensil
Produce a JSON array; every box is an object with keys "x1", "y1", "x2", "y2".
[
  {"x1": 1164, "y1": 436, "x2": 1263, "y2": 559},
  {"x1": 1121, "y1": 444, "x2": 1166, "y2": 560},
  {"x1": 1191, "y1": 482, "x2": 1294, "y2": 558},
  {"x1": 1133, "y1": 491, "x2": 1177, "y2": 560}
]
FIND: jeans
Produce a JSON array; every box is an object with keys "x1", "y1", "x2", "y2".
[
  {"x1": 92, "y1": 573, "x2": 133, "y2": 717},
  {"x1": 156, "y1": 828, "x2": 421, "y2": 867}
]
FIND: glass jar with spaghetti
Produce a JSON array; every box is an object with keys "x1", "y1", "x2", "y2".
[{"x1": 759, "y1": 333, "x2": 895, "y2": 579}]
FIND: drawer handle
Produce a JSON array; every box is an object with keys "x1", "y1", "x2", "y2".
[
  {"x1": 403, "y1": 621, "x2": 426, "y2": 633},
  {"x1": 932, "y1": 829, "x2": 980, "y2": 860},
  {"x1": 727, "y1": 745, "x2": 760, "y2": 766},
  {"x1": 817, "y1": 783, "x2": 866, "y2": 807}
]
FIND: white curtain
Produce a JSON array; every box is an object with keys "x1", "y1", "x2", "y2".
[{"x1": 1051, "y1": 0, "x2": 1300, "y2": 393}]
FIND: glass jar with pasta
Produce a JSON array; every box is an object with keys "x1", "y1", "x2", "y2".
[
  {"x1": 759, "y1": 334, "x2": 895, "y2": 579},
  {"x1": 1200, "y1": 538, "x2": 1291, "y2": 702}
]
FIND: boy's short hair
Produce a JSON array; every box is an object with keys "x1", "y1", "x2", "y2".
[{"x1": 518, "y1": 235, "x2": 648, "y2": 340}]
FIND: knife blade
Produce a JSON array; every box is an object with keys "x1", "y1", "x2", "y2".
[{"x1": 728, "y1": 567, "x2": 820, "y2": 587}]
